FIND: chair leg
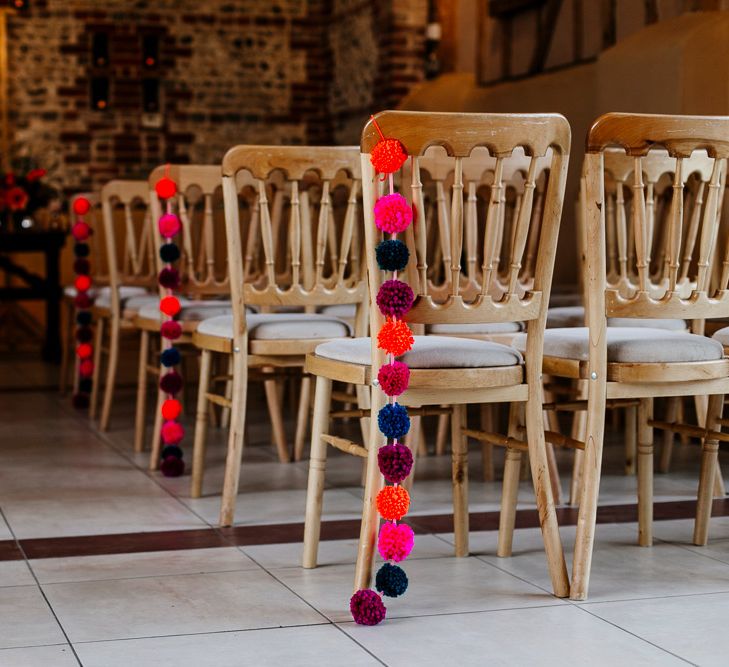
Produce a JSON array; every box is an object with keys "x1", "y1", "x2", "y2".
[
  {"x1": 190, "y1": 348, "x2": 213, "y2": 499},
  {"x1": 624, "y1": 404, "x2": 637, "y2": 475},
  {"x1": 133, "y1": 330, "x2": 150, "y2": 454},
  {"x1": 480, "y1": 404, "x2": 495, "y2": 481},
  {"x1": 497, "y1": 403, "x2": 523, "y2": 557},
  {"x1": 220, "y1": 354, "x2": 233, "y2": 429},
  {"x1": 569, "y1": 380, "x2": 588, "y2": 505},
  {"x1": 658, "y1": 398, "x2": 678, "y2": 474},
  {"x1": 451, "y1": 403, "x2": 469, "y2": 557},
  {"x1": 694, "y1": 392, "x2": 725, "y2": 546},
  {"x1": 637, "y1": 398, "x2": 654, "y2": 547},
  {"x1": 302, "y1": 375, "x2": 333, "y2": 568},
  {"x1": 59, "y1": 300, "x2": 73, "y2": 394},
  {"x1": 435, "y1": 410, "x2": 449, "y2": 455},
  {"x1": 219, "y1": 350, "x2": 249, "y2": 527},
  {"x1": 263, "y1": 368, "x2": 290, "y2": 463},
  {"x1": 353, "y1": 385, "x2": 385, "y2": 593},
  {"x1": 714, "y1": 463, "x2": 726, "y2": 498},
  {"x1": 293, "y1": 375, "x2": 312, "y2": 462},
  {"x1": 99, "y1": 319, "x2": 121, "y2": 431},
  {"x1": 89, "y1": 315, "x2": 105, "y2": 420}
]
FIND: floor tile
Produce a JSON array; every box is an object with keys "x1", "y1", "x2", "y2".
[
  {"x1": 43, "y1": 569, "x2": 326, "y2": 642},
  {"x1": 0, "y1": 559, "x2": 34, "y2": 587},
  {"x1": 0, "y1": 585, "x2": 66, "y2": 649},
  {"x1": 30, "y1": 547, "x2": 260, "y2": 584},
  {"x1": 340, "y1": 604, "x2": 686, "y2": 666},
  {"x1": 0, "y1": 644, "x2": 78, "y2": 666},
  {"x1": 74, "y1": 624, "x2": 378, "y2": 667}
]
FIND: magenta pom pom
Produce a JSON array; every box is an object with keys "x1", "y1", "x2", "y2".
[
  {"x1": 377, "y1": 361, "x2": 410, "y2": 396},
  {"x1": 158, "y1": 213, "x2": 181, "y2": 238},
  {"x1": 161, "y1": 420, "x2": 185, "y2": 445},
  {"x1": 158, "y1": 267, "x2": 181, "y2": 290},
  {"x1": 160, "y1": 320, "x2": 182, "y2": 340},
  {"x1": 376, "y1": 279, "x2": 414, "y2": 318},
  {"x1": 159, "y1": 371, "x2": 183, "y2": 395},
  {"x1": 378, "y1": 521, "x2": 414, "y2": 562},
  {"x1": 377, "y1": 443, "x2": 413, "y2": 484},
  {"x1": 350, "y1": 589, "x2": 386, "y2": 625},
  {"x1": 374, "y1": 193, "x2": 413, "y2": 234},
  {"x1": 160, "y1": 455, "x2": 185, "y2": 477}
]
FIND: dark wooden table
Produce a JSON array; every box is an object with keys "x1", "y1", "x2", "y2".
[{"x1": 0, "y1": 230, "x2": 67, "y2": 362}]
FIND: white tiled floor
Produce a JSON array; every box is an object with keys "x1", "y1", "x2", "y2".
[{"x1": 2, "y1": 357, "x2": 729, "y2": 665}]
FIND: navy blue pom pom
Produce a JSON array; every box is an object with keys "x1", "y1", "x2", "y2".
[
  {"x1": 79, "y1": 378, "x2": 92, "y2": 393},
  {"x1": 375, "y1": 563, "x2": 408, "y2": 597},
  {"x1": 74, "y1": 243, "x2": 90, "y2": 258},
  {"x1": 378, "y1": 403, "x2": 410, "y2": 440},
  {"x1": 376, "y1": 239, "x2": 410, "y2": 272},
  {"x1": 160, "y1": 243, "x2": 181, "y2": 263},
  {"x1": 161, "y1": 348, "x2": 181, "y2": 367},
  {"x1": 76, "y1": 311, "x2": 92, "y2": 326},
  {"x1": 161, "y1": 444, "x2": 183, "y2": 460}
]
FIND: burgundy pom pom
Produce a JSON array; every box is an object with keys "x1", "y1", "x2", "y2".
[
  {"x1": 75, "y1": 327, "x2": 93, "y2": 343},
  {"x1": 377, "y1": 361, "x2": 410, "y2": 397},
  {"x1": 378, "y1": 443, "x2": 414, "y2": 484},
  {"x1": 161, "y1": 320, "x2": 182, "y2": 340},
  {"x1": 72, "y1": 393, "x2": 89, "y2": 410},
  {"x1": 73, "y1": 258, "x2": 91, "y2": 275},
  {"x1": 74, "y1": 293, "x2": 93, "y2": 309},
  {"x1": 160, "y1": 455, "x2": 185, "y2": 477},
  {"x1": 159, "y1": 371, "x2": 183, "y2": 395},
  {"x1": 350, "y1": 589, "x2": 386, "y2": 626},
  {"x1": 161, "y1": 420, "x2": 185, "y2": 445},
  {"x1": 376, "y1": 279, "x2": 414, "y2": 318},
  {"x1": 158, "y1": 267, "x2": 181, "y2": 290}
]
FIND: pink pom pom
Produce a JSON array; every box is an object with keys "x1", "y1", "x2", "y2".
[
  {"x1": 350, "y1": 589, "x2": 386, "y2": 625},
  {"x1": 377, "y1": 361, "x2": 410, "y2": 396},
  {"x1": 161, "y1": 420, "x2": 185, "y2": 445},
  {"x1": 374, "y1": 193, "x2": 412, "y2": 234},
  {"x1": 161, "y1": 320, "x2": 182, "y2": 340},
  {"x1": 378, "y1": 521, "x2": 414, "y2": 562},
  {"x1": 158, "y1": 213, "x2": 181, "y2": 238}
]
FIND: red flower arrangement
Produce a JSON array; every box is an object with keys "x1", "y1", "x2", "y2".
[{"x1": 0, "y1": 161, "x2": 57, "y2": 231}]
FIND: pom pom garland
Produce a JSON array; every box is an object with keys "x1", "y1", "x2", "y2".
[
  {"x1": 76, "y1": 311, "x2": 92, "y2": 326},
  {"x1": 161, "y1": 398, "x2": 182, "y2": 421},
  {"x1": 74, "y1": 274, "x2": 92, "y2": 293},
  {"x1": 161, "y1": 320, "x2": 182, "y2": 340},
  {"x1": 160, "y1": 348, "x2": 181, "y2": 367},
  {"x1": 376, "y1": 279, "x2": 414, "y2": 318},
  {"x1": 73, "y1": 258, "x2": 91, "y2": 275},
  {"x1": 378, "y1": 403, "x2": 410, "y2": 440},
  {"x1": 374, "y1": 193, "x2": 413, "y2": 234},
  {"x1": 160, "y1": 371, "x2": 183, "y2": 395},
  {"x1": 158, "y1": 213, "x2": 181, "y2": 238},
  {"x1": 155, "y1": 176, "x2": 177, "y2": 199},
  {"x1": 79, "y1": 359, "x2": 94, "y2": 377},
  {"x1": 376, "y1": 485, "x2": 410, "y2": 521},
  {"x1": 76, "y1": 343, "x2": 93, "y2": 359},
  {"x1": 72, "y1": 197, "x2": 91, "y2": 215},
  {"x1": 377, "y1": 318, "x2": 413, "y2": 357},
  {"x1": 74, "y1": 293, "x2": 92, "y2": 309},
  {"x1": 377, "y1": 361, "x2": 410, "y2": 397},
  {"x1": 74, "y1": 243, "x2": 90, "y2": 257},
  {"x1": 72, "y1": 221, "x2": 91, "y2": 241},
  {"x1": 375, "y1": 239, "x2": 410, "y2": 272},
  {"x1": 161, "y1": 455, "x2": 185, "y2": 477},
  {"x1": 161, "y1": 420, "x2": 185, "y2": 445},
  {"x1": 375, "y1": 563, "x2": 409, "y2": 598},
  {"x1": 160, "y1": 296, "x2": 181, "y2": 317},
  {"x1": 79, "y1": 378, "x2": 92, "y2": 393},
  {"x1": 377, "y1": 442, "x2": 414, "y2": 484},
  {"x1": 160, "y1": 243, "x2": 181, "y2": 263},
  {"x1": 158, "y1": 267, "x2": 181, "y2": 290},
  {"x1": 161, "y1": 444, "x2": 183, "y2": 460},
  {"x1": 377, "y1": 522, "x2": 414, "y2": 562},
  {"x1": 371, "y1": 137, "x2": 407, "y2": 175},
  {"x1": 349, "y1": 589, "x2": 386, "y2": 626},
  {"x1": 75, "y1": 327, "x2": 93, "y2": 343}
]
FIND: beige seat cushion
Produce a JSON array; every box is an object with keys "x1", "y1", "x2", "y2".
[
  {"x1": 320, "y1": 304, "x2": 357, "y2": 319},
  {"x1": 513, "y1": 327, "x2": 723, "y2": 363},
  {"x1": 137, "y1": 299, "x2": 232, "y2": 322},
  {"x1": 197, "y1": 313, "x2": 351, "y2": 341},
  {"x1": 65, "y1": 285, "x2": 148, "y2": 301},
  {"x1": 95, "y1": 290, "x2": 156, "y2": 310},
  {"x1": 546, "y1": 305, "x2": 686, "y2": 331},
  {"x1": 712, "y1": 326, "x2": 729, "y2": 347},
  {"x1": 314, "y1": 335, "x2": 523, "y2": 368},
  {"x1": 428, "y1": 321, "x2": 522, "y2": 335}
]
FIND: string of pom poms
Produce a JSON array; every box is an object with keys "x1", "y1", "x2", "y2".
[
  {"x1": 155, "y1": 168, "x2": 185, "y2": 478},
  {"x1": 350, "y1": 116, "x2": 415, "y2": 626}
]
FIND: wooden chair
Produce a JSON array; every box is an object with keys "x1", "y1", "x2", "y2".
[
  {"x1": 190, "y1": 145, "x2": 366, "y2": 522},
  {"x1": 301, "y1": 110, "x2": 571, "y2": 598},
  {"x1": 519, "y1": 112, "x2": 729, "y2": 601},
  {"x1": 91, "y1": 181, "x2": 158, "y2": 430}
]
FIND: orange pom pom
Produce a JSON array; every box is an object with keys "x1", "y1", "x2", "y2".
[
  {"x1": 371, "y1": 138, "x2": 407, "y2": 175},
  {"x1": 74, "y1": 274, "x2": 92, "y2": 293},
  {"x1": 376, "y1": 485, "x2": 410, "y2": 521},
  {"x1": 160, "y1": 296, "x2": 181, "y2": 317},
  {"x1": 161, "y1": 398, "x2": 182, "y2": 421},
  {"x1": 377, "y1": 318, "x2": 413, "y2": 357}
]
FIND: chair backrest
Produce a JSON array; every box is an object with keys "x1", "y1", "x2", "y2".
[
  {"x1": 583, "y1": 112, "x2": 729, "y2": 326},
  {"x1": 100, "y1": 180, "x2": 155, "y2": 316},
  {"x1": 220, "y1": 145, "x2": 366, "y2": 343},
  {"x1": 361, "y1": 111, "x2": 570, "y2": 368}
]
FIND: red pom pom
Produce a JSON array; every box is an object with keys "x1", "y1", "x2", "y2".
[
  {"x1": 377, "y1": 361, "x2": 410, "y2": 396},
  {"x1": 74, "y1": 275, "x2": 92, "y2": 293},
  {"x1": 79, "y1": 359, "x2": 94, "y2": 377},
  {"x1": 160, "y1": 296, "x2": 181, "y2": 317},
  {"x1": 161, "y1": 420, "x2": 185, "y2": 445},
  {"x1": 76, "y1": 343, "x2": 93, "y2": 359},
  {"x1": 73, "y1": 197, "x2": 91, "y2": 215},
  {"x1": 377, "y1": 319, "x2": 413, "y2": 357},
  {"x1": 161, "y1": 455, "x2": 185, "y2": 477},
  {"x1": 371, "y1": 138, "x2": 407, "y2": 175},
  {"x1": 155, "y1": 177, "x2": 177, "y2": 200},
  {"x1": 350, "y1": 589, "x2": 386, "y2": 626},
  {"x1": 161, "y1": 320, "x2": 182, "y2": 340},
  {"x1": 376, "y1": 485, "x2": 410, "y2": 521},
  {"x1": 158, "y1": 213, "x2": 181, "y2": 238},
  {"x1": 374, "y1": 194, "x2": 413, "y2": 234},
  {"x1": 72, "y1": 222, "x2": 91, "y2": 241},
  {"x1": 161, "y1": 398, "x2": 182, "y2": 421},
  {"x1": 74, "y1": 293, "x2": 92, "y2": 309}
]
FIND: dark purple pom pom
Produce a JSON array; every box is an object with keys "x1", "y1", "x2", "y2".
[
  {"x1": 376, "y1": 279, "x2": 414, "y2": 318},
  {"x1": 72, "y1": 393, "x2": 89, "y2": 410},
  {"x1": 350, "y1": 589, "x2": 386, "y2": 625},
  {"x1": 76, "y1": 326, "x2": 93, "y2": 343},
  {"x1": 73, "y1": 258, "x2": 91, "y2": 275},
  {"x1": 378, "y1": 442, "x2": 414, "y2": 484},
  {"x1": 160, "y1": 455, "x2": 185, "y2": 477},
  {"x1": 158, "y1": 267, "x2": 181, "y2": 290},
  {"x1": 159, "y1": 371, "x2": 183, "y2": 395}
]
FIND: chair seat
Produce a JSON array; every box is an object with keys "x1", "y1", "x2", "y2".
[
  {"x1": 513, "y1": 327, "x2": 723, "y2": 364},
  {"x1": 94, "y1": 290, "x2": 156, "y2": 310},
  {"x1": 712, "y1": 326, "x2": 729, "y2": 347},
  {"x1": 546, "y1": 305, "x2": 686, "y2": 331},
  {"x1": 319, "y1": 304, "x2": 357, "y2": 319},
  {"x1": 137, "y1": 299, "x2": 232, "y2": 322},
  {"x1": 427, "y1": 321, "x2": 522, "y2": 335},
  {"x1": 196, "y1": 313, "x2": 351, "y2": 341},
  {"x1": 65, "y1": 285, "x2": 148, "y2": 301},
  {"x1": 314, "y1": 335, "x2": 523, "y2": 368}
]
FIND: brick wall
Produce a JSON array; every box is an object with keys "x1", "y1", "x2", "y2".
[{"x1": 7, "y1": 0, "x2": 427, "y2": 194}]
